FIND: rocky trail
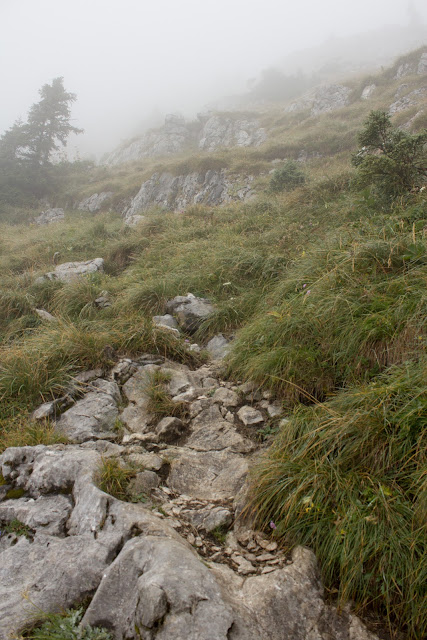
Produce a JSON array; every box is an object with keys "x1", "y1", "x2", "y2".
[{"x1": 0, "y1": 296, "x2": 380, "y2": 639}]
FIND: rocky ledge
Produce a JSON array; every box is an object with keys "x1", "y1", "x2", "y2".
[{"x1": 0, "y1": 355, "x2": 379, "y2": 640}]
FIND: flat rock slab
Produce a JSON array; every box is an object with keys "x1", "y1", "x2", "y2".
[
  {"x1": 55, "y1": 380, "x2": 120, "y2": 443},
  {"x1": 43, "y1": 258, "x2": 104, "y2": 283},
  {"x1": 82, "y1": 535, "x2": 234, "y2": 640},
  {"x1": 167, "y1": 448, "x2": 249, "y2": 501}
]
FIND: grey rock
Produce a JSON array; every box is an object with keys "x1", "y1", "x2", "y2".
[
  {"x1": 418, "y1": 52, "x2": 427, "y2": 75},
  {"x1": 123, "y1": 170, "x2": 254, "y2": 219},
  {"x1": 311, "y1": 84, "x2": 351, "y2": 115},
  {"x1": 42, "y1": 258, "x2": 104, "y2": 283},
  {"x1": 167, "y1": 448, "x2": 249, "y2": 500},
  {"x1": 188, "y1": 405, "x2": 254, "y2": 454},
  {"x1": 206, "y1": 333, "x2": 230, "y2": 360},
  {"x1": 166, "y1": 293, "x2": 214, "y2": 333},
  {"x1": 153, "y1": 314, "x2": 180, "y2": 334},
  {"x1": 183, "y1": 506, "x2": 233, "y2": 533},
  {"x1": 55, "y1": 380, "x2": 121, "y2": 443},
  {"x1": 125, "y1": 452, "x2": 163, "y2": 472},
  {"x1": 34, "y1": 308, "x2": 57, "y2": 322},
  {"x1": 32, "y1": 401, "x2": 57, "y2": 421},
  {"x1": 361, "y1": 84, "x2": 376, "y2": 100},
  {"x1": 156, "y1": 417, "x2": 185, "y2": 443},
  {"x1": 82, "y1": 535, "x2": 234, "y2": 640},
  {"x1": 35, "y1": 208, "x2": 64, "y2": 225},
  {"x1": 122, "y1": 365, "x2": 158, "y2": 404},
  {"x1": 389, "y1": 87, "x2": 427, "y2": 114},
  {"x1": 395, "y1": 62, "x2": 415, "y2": 79},
  {"x1": 120, "y1": 403, "x2": 153, "y2": 434},
  {"x1": 0, "y1": 532, "x2": 122, "y2": 640},
  {"x1": 128, "y1": 470, "x2": 160, "y2": 496},
  {"x1": 212, "y1": 387, "x2": 239, "y2": 407},
  {"x1": 237, "y1": 406, "x2": 264, "y2": 426},
  {"x1": 0, "y1": 495, "x2": 72, "y2": 536},
  {"x1": 78, "y1": 192, "x2": 113, "y2": 212},
  {"x1": 198, "y1": 114, "x2": 266, "y2": 151}
]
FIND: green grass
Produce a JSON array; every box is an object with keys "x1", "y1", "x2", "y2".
[
  {"x1": 249, "y1": 358, "x2": 427, "y2": 638},
  {"x1": 94, "y1": 457, "x2": 136, "y2": 501},
  {"x1": 22, "y1": 607, "x2": 112, "y2": 639}
]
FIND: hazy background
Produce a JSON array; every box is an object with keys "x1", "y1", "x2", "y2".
[{"x1": 1, "y1": 0, "x2": 426, "y2": 158}]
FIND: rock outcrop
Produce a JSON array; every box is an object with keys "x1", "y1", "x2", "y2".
[
  {"x1": 286, "y1": 84, "x2": 351, "y2": 116},
  {"x1": 78, "y1": 192, "x2": 113, "y2": 213},
  {"x1": 123, "y1": 170, "x2": 254, "y2": 221},
  {"x1": 0, "y1": 353, "x2": 380, "y2": 640},
  {"x1": 105, "y1": 113, "x2": 266, "y2": 166},
  {"x1": 35, "y1": 208, "x2": 65, "y2": 225}
]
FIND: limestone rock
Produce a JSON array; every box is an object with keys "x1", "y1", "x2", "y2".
[
  {"x1": 361, "y1": 84, "x2": 376, "y2": 100},
  {"x1": 167, "y1": 448, "x2": 249, "y2": 501},
  {"x1": 212, "y1": 387, "x2": 239, "y2": 407},
  {"x1": 182, "y1": 505, "x2": 233, "y2": 533},
  {"x1": 0, "y1": 532, "x2": 122, "y2": 640},
  {"x1": 128, "y1": 470, "x2": 160, "y2": 496},
  {"x1": 41, "y1": 258, "x2": 104, "y2": 283},
  {"x1": 156, "y1": 417, "x2": 185, "y2": 443},
  {"x1": 418, "y1": 52, "x2": 427, "y2": 75},
  {"x1": 311, "y1": 84, "x2": 351, "y2": 115},
  {"x1": 206, "y1": 333, "x2": 230, "y2": 360},
  {"x1": 0, "y1": 495, "x2": 72, "y2": 536},
  {"x1": 34, "y1": 308, "x2": 57, "y2": 322},
  {"x1": 123, "y1": 170, "x2": 254, "y2": 220},
  {"x1": 82, "y1": 536, "x2": 234, "y2": 639},
  {"x1": 77, "y1": 192, "x2": 113, "y2": 212},
  {"x1": 198, "y1": 114, "x2": 266, "y2": 152},
  {"x1": 237, "y1": 405, "x2": 264, "y2": 426},
  {"x1": 166, "y1": 293, "x2": 214, "y2": 333},
  {"x1": 153, "y1": 314, "x2": 180, "y2": 335},
  {"x1": 55, "y1": 380, "x2": 121, "y2": 443},
  {"x1": 35, "y1": 208, "x2": 64, "y2": 225}
]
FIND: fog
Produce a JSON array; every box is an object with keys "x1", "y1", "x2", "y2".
[{"x1": 1, "y1": 0, "x2": 426, "y2": 158}]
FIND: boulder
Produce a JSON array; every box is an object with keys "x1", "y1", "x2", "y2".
[
  {"x1": 55, "y1": 379, "x2": 121, "y2": 443},
  {"x1": 35, "y1": 208, "x2": 64, "y2": 225},
  {"x1": 206, "y1": 333, "x2": 230, "y2": 360},
  {"x1": 166, "y1": 293, "x2": 214, "y2": 333},
  {"x1": 361, "y1": 84, "x2": 376, "y2": 100},
  {"x1": 77, "y1": 192, "x2": 113, "y2": 212},
  {"x1": 41, "y1": 258, "x2": 104, "y2": 283}
]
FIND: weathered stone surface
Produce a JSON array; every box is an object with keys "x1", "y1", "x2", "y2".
[
  {"x1": 188, "y1": 405, "x2": 254, "y2": 454},
  {"x1": 0, "y1": 495, "x2": 72, "y2": 536},
  {"x1": 183, "y1": 506, "x2": 233, "y2": 533},
  {"x1": 120, "y1": 403, "x2": 153, "y2": 434},
  {"x1": 166, "y1": 293, "x2": 214, "y2": 333},
  {"x1": 286, "y1": 84, "x2": 351, "y2": 116},
  {"x1": 0, "y1": 532, "x2": 122, "y2": 640},
  {"x1": 206, "y1": 333, "x2": 230, "y2": 360},
  {"x1": 34, "y1": 308, "x2": 57, "y2": 322},
  {"x1": 42, "y1": 258, "x2": 104, "y2": 283},
  {"x1": 128, "y1": 470, "x2": 160, "y2": 496},
  {"x1": 55, "y1": 380, "x2": 120, "y2": 443},
  {"x1": 78, "y1": 192, "x2": 113, "y2": 212},
  {"x1": 237, "y1": 405, "x2": 264, "y2": 426},
  {"x1": 418, "y1": 52, "x2": 427, "y2": 75},
  {"x1": 389, "y1": 87, "x2": 427, "y2": 114},
  {"x1": 82, "y1": 536, "x2": 234, "y2": 640},
  {"x1": 35, "y1": 207, "x2": 64, "y2": 225},
  {"x1": 167, "y1": 448, "x2": 249, "y2": 500},
  {"x1": 122, "y1": 365, "x2": 158, "y2": 404},
  {"x1": 212, "y1": 387, "x2": 239, "y2": 407},
  {"x1": 198, "y1": 114, "x2": 266, "y2": 151},
  {"x1": 156, "y1": 417, "x2": 185, "y2": 443},
  {"x1": 123, "y1": 170, "x2": 254, "y2": 220},
  {"x1": 32, "y1": 401, "x2": 56, "y2": 421},
  {"x1": 361, "y1": 84, "x2": 376, "y2": 100},
  {"x1": 153, "y1": 314, "x2": 180, "y2": 335}
]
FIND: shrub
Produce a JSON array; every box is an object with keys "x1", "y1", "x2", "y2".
[
  {"x1": 23, "y1": 607, "x2": 112, "y2": 639},
  {"x1": 352, "y1": 110, "x2": 427, "y2": 200},
  {"x1": 269, "y1": 160, "x2": 306, "y2": 193}
]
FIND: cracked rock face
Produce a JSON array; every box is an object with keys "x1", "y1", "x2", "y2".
[{"x1": 0, "y1": 357, "x2": 380, "y2": 640}]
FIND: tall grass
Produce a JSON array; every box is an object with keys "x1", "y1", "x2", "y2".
[{"x1": 249, "y1": 358, "x2": 427, "y2": 638}]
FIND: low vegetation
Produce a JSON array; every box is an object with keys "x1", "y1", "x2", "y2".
[
  {"x1": 0, "y1": 51, "x2": 425, "y2": 638},
  {"x1": 22, "y1": 607, "x2": 112, "y2": 640}
]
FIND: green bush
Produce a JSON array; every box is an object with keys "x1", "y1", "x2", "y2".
[
  {"x1": 269, "y1": 160, "x2": 306, "y2": 192},
  {"x1": 352, "y1": 110, "x2": 427, "y2": 200},
  {"x1": 24, "y1": 607, "x2": 112, "y2": 639}
]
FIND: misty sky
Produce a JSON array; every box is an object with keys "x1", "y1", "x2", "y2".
[{"x1": 1, "y1": 0, "x2": 426, "y2": 157}]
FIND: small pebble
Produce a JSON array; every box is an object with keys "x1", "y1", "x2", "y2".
[
  {"x1": 195, "y1": 537, "x2": 203, "y2": 547},
  {"x1": 187, "y1": 533, "x2": 195, "y2": 545},
  {"x1": 261, "y1": 566, "x2": 276, "y2": 574}
]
